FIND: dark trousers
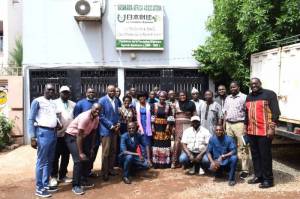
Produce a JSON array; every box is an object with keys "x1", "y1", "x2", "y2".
[
  {"x1": 248, "y1": 135, "x2": 273, "y2": 183},
  {"x1": 119, "y1": 154, "x2": 149, "y2": 178},
  {"x1": 51, "y1": 136, "x2": 70, "y2": 179},
  {"x1": 101, "y1": 134, "x2": 117, "y2": 176},
  {"x1": 87, "y1": 133, "x2": 101, "y2": 174},
  {"x1": 65, "y1": 134, "x2": 92, "y2": 187}
]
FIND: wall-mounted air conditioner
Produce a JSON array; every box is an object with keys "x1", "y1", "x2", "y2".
[{"x1": 74, "y1": 0, "x2": 105, "y2": 21}]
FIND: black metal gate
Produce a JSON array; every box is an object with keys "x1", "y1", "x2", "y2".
[
  {"x1": 125, "y1": 69, "x2": 208, "y2": 96},
  {"x1": 29, "y1": 69, "x2": 118, "y2": 102}
]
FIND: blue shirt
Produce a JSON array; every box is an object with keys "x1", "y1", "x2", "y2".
[
  {"x1": 120, "y1": 132, "x2": 147, "y2": 157},
  {"x1": 207, "y1": 135, "x2": 237, "y2": 165},
  {"x1": 140, "y1": 107, "x2": 147, "y2": 133},
  {"x1": 73, "y1": 98, "x2": 97, "y2": 117}
]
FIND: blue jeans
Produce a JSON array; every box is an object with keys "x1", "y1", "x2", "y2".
[
  {"x1": 179, "y1": 151, "x2": 210, "y2": 168},
  {"x1": 36, "y1": 127, "x2": 57, "y2": 190},
  {"x1": 209, "y1": 155, "x2": 238, "y2": 181},
  {"x1": 120, "y1": 154, "x2": 149, "y2": 178}
]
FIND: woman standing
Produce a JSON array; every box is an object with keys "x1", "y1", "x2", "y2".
[
  {"x1": 119, "y1": 95, "x2": 136, "y2": 134},
  {"x1": 136, "y1": 91, "x2": 152, "y2": 164},
  {"x1": 172, "y1": 91, "x2": 196, "y2": 168},
  {"x1": 152, "y1": 91, "x2": 174, "y2": 169}
]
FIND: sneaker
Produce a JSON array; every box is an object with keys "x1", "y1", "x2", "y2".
[
  {"x1": 72, "y1": 186, "x2": 85, "y2": 195},
  {"x1": 228, "y1": 180, "x2": 236, "y2": 186},
  {"x1": 188, "y1": 166, "x2": 196, "y2": 175},
  {"x1": 198, "y1": 167, "x2": 205, "y2": 175},
  {"x1": 49, "y1": 178, "x2": 58, "y2": 187},
  {"x1": 35, "y1": 189, "x2": 52, "y2": 198},
  {"x1": 59, "y1": 176, "x2": 72, "y2": 183},
  {"x1": 44, "y1": 186, "x2": 58, "y2": 193},
  {"x1": 81, "y1": 182, "x2": 94, "y2": 189}
]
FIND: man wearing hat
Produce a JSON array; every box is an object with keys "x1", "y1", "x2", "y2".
[
  {"x1": 50, "y1": 86, "x2": 75, "y2": 186},
  {"x1": 190, "y1": 87, "x2": 204, "y2": 116},
  {"x1": 179, "y1": 115, "x2": 211, "y2": 175}
]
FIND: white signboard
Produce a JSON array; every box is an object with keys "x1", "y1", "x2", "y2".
[{"x1": 115, "y1": 0, "x2": 164, "y2": 50}]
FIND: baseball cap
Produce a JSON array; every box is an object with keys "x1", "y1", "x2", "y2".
[
  {"x1": 59, "y1": 86, "x2": 71, "y2": 93},
  {"x1": 191, "y1": 116, "x2": 200, "y2": 122}
]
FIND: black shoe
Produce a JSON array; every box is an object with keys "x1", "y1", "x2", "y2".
[
  {"x1": 109, "y1": 170, "x2": 118, "y2": 176},
  {"x1": 240, "y1": 172, "x2": 249, "y2": 179},
  {"x1": 44, "y1": 186, "x2": 58, "y2": 193},
  {"x1": 228, "y1": 180, "x2": 236, "y2": 186},
  {"x1": 247, "y1": 177, "x2": 263, "y2": 184},
  {"x1": 259, "y1": 181, "x2": 274, "y2": 189},
  {"x1": 103, "y1": 174, "x2": 109, "y2": 182},
  {"x1": 81, "y1": 182, "x2": 95, "y2": 189},
  {"x1": 88, "y1": 172, "x2": 99, "y2": 178},
  {"x1": 122, "y1": 177, "x2": 131, "y2": 184}
]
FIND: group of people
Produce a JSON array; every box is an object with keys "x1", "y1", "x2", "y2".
[{"x1": 28, "y1": 77, "x2": 280, "y2": 198}]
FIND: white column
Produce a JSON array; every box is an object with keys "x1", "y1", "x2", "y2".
[{"x1": 118, "y1": 68, "x2": 125, "y2": 99}]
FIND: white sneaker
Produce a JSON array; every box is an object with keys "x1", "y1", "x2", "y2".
[
  {"x1": 60, "y1": 176, "x2": 72, "y2": 183},
  {"x1": 198, "y1": 167, "x2": 205, "y2": 175},
  {"x1": 49, "y1": 177, "x2": 58, "y2": 187},
  {"x1": 188, "y1": 166, "x2": 196, "y2": 175}
]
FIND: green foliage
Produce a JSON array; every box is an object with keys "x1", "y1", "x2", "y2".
[
  {"x1": 0, "y1": 115, "x2": 14, "y2": 149},
  {"x1": 9, "y1": 37, "x2": 23, "y2": 67},
  {"x1": 194, "y1": 0, "x2": 300, "y2": 90}
]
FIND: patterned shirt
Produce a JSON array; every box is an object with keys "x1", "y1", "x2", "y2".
[
  {"x1": 223, "y1": 92, "x2": 247, "y2": 122},
  {"x1": 245, "y1": 89, "x2": 280, "y2": 136}
]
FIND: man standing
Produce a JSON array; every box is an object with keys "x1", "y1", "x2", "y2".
[
  {"x1": 245, "y1": 78, "x2": 280, "y2": 188},
  {"x1": 99, "y1": 85, "x2": 120, "y2": 181},
  {"x1": 115, "y1": 87, "x2": 122, "y2": 107},
  {"x1": 128, "y1": 87, "x2": 137, "y2": 107},
  {"x1": 73, "y1": 87, "x2": 99, "y2": 177},
  {"x1": 190, "y1": 87, "x2": 204, "y2": 116},
  {"x1": 119, "y1": 122, "x2": 150, "y2": 184},
  {"x1": 65, "y1": 103, "x2": 101, "y2": 195},
  {"x1": 215, "y1": 85, "x2": 227, "y2": 109},
  {"x1": 223, "y1": 81, "x2": 249, "y2": 179},
  {"x1": 199, "y1": 90, "x2": 223, "y2": 135},
  {"x1": 50, "y1": 86, "x2": 75, "y2": 187},
  {"x1": 73, "y1": 88, "x2": 97, "y2": 117},
  {"x1": 28, "y1": 83, "x2": 59, "y2": 197},
  {"x1": 207, "y1": 125, "x2": 238, "y2": 186},
  {"x1": 179, "y1": 116, "x2": 211, "y2": 175}
]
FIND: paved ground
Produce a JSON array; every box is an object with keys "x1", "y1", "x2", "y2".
[{"x1": 1, "y1": 142, "x2": 300, "y2": 199}]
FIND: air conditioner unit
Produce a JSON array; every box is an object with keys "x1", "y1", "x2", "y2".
[{"x1": 74, "y1": 0, "x2": 102, "y2": 21}]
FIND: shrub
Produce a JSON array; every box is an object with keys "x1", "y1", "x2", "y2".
[{"x1": 0, "y1": 115, "x2": 14, "y2": 149}]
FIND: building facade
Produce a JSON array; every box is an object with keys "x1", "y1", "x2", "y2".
[{"x1": 23, "y1": 0, "x2": 214, "y2": 142}]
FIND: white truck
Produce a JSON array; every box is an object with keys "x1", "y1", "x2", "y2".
[{"x1": 251, "y1": 43, "x2": 300, "y2": 141}]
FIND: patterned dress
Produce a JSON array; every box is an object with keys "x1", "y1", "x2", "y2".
[
  {"x1": 119, "y1": 105, "x2": 136, "y2": 134},
  {"x1": 152, "y1": 103, "x2": 172, "y2": 168}
]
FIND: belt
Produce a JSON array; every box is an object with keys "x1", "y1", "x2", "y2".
[
  {"x1": 38, "y1": 126, "x2": 56, "y2": 131},
  {"x1": 226, "y1": 120, "x2": 244, "y2": 124}
]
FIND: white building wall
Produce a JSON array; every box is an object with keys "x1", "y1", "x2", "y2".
[
  {"x1": 0, "y1": 0, "x2": 22, "y2": 67},
  {"x1": 23, "y1": 0, "x2": 213, "y2": 68}
]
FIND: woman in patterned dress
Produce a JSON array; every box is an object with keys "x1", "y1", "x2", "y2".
[
  {"x1": 171, "y1": 91, "x2": 196, "y2": 168},
  {"x1": 119, "y1": 95, "x2": 136, "y2": 135},
  {"x1": 152, "y1": 91, "x2": 174, "y2": 168}
]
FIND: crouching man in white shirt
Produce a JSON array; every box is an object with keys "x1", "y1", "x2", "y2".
[{"x1": 179, "y1": 116, "x2": 211, "y2": 175}]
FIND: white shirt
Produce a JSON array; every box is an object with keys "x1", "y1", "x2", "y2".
[
  {"x1": 35, "y1": 96, "x2": 58, "y2": 128},
  {"x1": 181, "y1": 126, "x2": 211, "y2": 153},
  {"x1": 191, "y1": 99, "x2": 205, "y2": 116},
  {"x1": 54, "y1": 98, "x2": 76, "y2": 137},
  {"x1": 107, "y1": 95, "x2": 116, "y2": 112}
]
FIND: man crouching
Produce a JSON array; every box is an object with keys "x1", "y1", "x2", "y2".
[{"x1": 119, "y1": 122, "x2": 151, "y2": 184}]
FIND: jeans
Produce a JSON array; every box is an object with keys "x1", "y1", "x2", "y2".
[
  {"x1": 248, "y1": 135, "x2": 273, "y2": 183},
  {"x1": 36, "y1": 127, "x2": 57, "y2": 190},
  {"x1": 179, "y1": 151, "x2": 210, "y2": 169},
  {"x1": 87, "y1": 133, "x2": 100, "y2": 175},
  {"x1": 51, "y1": 136, "x2": 70, "y2": 179},
  {"x1": 65, "y1": 134, "x2": 92, "y2": 187},
  {"x1": 119, "y1": 154, "x2": 149, "y2": 178},
  {"x1": 209, "y1": 155, "x2": 238, "y2": 181}
]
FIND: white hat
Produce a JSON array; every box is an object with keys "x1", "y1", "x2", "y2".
[
  {"x1": 191, "y1": 87, "x2": 199, "y2": 94},
  {"x1": 191, "y1": 115, "x2": 200, "y2": 122},
  {"x1": 59, "y1": 86, "x2": 71, "y2": 93}
]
